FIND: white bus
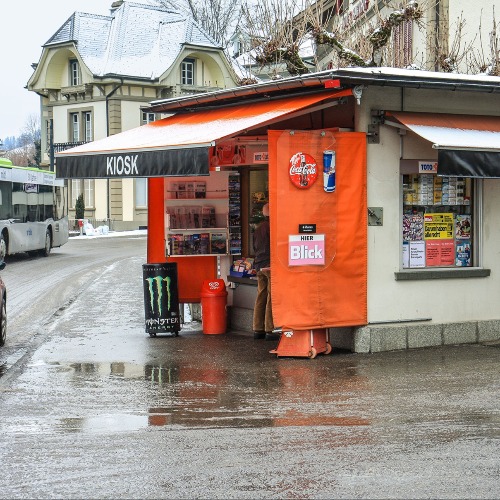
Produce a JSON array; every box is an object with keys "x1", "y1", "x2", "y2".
[{"x1": 0, "y1": 158, "x2": 69, "y2": 260}]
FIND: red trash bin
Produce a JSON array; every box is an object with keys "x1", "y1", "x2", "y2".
[{"x1": 200, "y1": 279, "x2": 228, "y2": 334}]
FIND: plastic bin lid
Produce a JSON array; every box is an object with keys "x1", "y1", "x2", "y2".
[{"x1": 201, "y1": 279, "x2": 227, "y2": 295}]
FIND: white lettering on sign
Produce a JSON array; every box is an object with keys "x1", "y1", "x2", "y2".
[
  {"x1": 106, "y1": 155, "x2": 139, "y2": 176},
  {"x1": 290, "y1": 245, "x2": 324, "y2": 260}
]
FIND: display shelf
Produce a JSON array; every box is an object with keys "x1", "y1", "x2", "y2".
[
  {"x1": 166, "y1": 227, "x2": 227, "y2": 232},
  {"x1": 166, "y1": 197, "x2": 228, "y2": 203},
  {"x1": 165, "y1": 172, "x2": 239, "y2": 257}
]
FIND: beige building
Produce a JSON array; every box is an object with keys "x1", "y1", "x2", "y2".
[{"x1": 27, "y1": 0, "x2": 239, "y2": 230}]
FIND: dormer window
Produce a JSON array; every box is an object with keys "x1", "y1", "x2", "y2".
[
  {"x1": 142, "y1": 112, "x2": 156, "y2": 125},
  {"x1": 181, "y1": 58, "x2": 195, "y2": 85},
  {"x1": 70, "y1": 59, "x2": 80, "y2": 86}
]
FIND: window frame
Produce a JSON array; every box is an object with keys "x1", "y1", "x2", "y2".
[
  {"x1": 68, "y1": 108, "x2": 94, "y2": 143},
  {"x1": 70, "y1": 179, "x2": 95, "y2": 210},
  {"x1": 70, "y1": 113, "x2": 80, "y2": 143},
  {"x1": 181, "y1": 58, "x2": 195, "y2": 85},
  {"x1": 135, "y1": 178, "x2": 148, "y2": 208},
  {"x1": 84, "y1": 111, "x2": 93, "y2": 142},
  {"x1": 69, "y1": 59, "x2": 81, "y2": 86},
  {"x1": 141, "y1": 112, "x2": 156, "y2": 125},
  {"x1": 399, "y1": 171, "x2": 481, "y2": 274}
]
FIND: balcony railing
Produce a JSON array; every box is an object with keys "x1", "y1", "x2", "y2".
[{"x1": 52, "y1": 142, "x2": 88, "y2": 153}]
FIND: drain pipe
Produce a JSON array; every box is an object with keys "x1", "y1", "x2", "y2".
[
  {"x1": 105, "y1": 81, "x2": 123, "y2": 223},
  {"x1": 434, "y1": 1, "x2": 440, "y2": 71}
]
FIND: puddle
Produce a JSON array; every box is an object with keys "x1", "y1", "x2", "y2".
[
  {"x1": 51, "y1": 409, "x2": 369, "y2": 434},
  {"x1": 6, "y1": 359, "x2": 372, "y2": 433}
]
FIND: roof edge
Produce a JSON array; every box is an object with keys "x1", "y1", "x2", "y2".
[{"x1": 148, "y1": 67, "x2": 500, "y2": 113}]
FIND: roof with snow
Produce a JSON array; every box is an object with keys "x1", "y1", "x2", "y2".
[{"x1": 44, "y1": 1, "x2": 221, "y2": 79}]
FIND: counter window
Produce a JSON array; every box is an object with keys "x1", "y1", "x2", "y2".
[{"x1": 402, "y1": 174, "x2": 474, "y2": 268}]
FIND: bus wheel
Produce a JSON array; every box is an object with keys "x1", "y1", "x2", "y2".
[
  {"x1": 0, "y1": 234, "x2": 6, "y2": 261},
  {"x1": 41, "y1": 230, "x2": 52, "y2": 257}
]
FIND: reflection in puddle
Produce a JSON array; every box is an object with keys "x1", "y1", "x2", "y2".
[{"x1": 41, "y1": 360, "x2": 371, "y2": 433}]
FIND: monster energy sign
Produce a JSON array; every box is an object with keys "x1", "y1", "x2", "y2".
[{"x1": 142, "y1": 263, "x2": 180, "y2": 335}]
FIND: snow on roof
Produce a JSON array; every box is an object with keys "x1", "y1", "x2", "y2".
[
  {"x1": 340, "y1": 66, "x2": 500, "y2": 84},
  {"x1": 44, "y1": 1, "x2": 221, "y2": 80}
]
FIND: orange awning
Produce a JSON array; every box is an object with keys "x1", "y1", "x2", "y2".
[
  {"x1": 56, "y1": 89, "x2": 352, "y2": 178},
  {"x1": 386, "y1": 111, "x2": 500, "y2": 177}
]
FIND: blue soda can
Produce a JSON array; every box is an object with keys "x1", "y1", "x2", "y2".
[{"x1": 323, "y1": 150, "x2": 336, "y2": 192}]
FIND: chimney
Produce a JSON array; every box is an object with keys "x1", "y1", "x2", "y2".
[{"x1": 110, "y1": 0, "x2": 124, "y2": 15}]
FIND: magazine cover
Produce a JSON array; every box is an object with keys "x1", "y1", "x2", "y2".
[
  {"x1": 456, "y1": 240, "x2": 471, "y2": 266},
  {"x1": 455, "y1": 214, "x2": 471, "y2": 239},
  {"x1": 200, "y1": 233, "x2": 210, "y2": 254},
  {"x1": 177, "y1": 182, "x2": 187, "y2": 199},
  {"x1": 202, "y1": 206, "x2": 216, "y2": 228},
  {"x1": 186, "y1": 182, "x2": 195, "y2": 199},
  {"x1": 210, "y1": 233, "x2": 227, "y2": 254},
  {"x1": 195, "y1": 181, "x2": 206, "y2": 198},
  {"x1": 169, "y1": 234, "x2": 184, "y2": 255},
  {"x1": 184, "y1": 234, "x2": 201, "y2": 255},
  {"x1": 402, "y1": 214, "x2": 424, "y2": 241}
]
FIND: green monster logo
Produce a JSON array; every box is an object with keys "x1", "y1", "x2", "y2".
[{"x1": 145, "y1": 275, "x2": 171, "y2": 316}]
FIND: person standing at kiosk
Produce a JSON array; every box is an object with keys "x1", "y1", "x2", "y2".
[{"x1": 252, "y1": 203, "x2": 278, "y2": 340}]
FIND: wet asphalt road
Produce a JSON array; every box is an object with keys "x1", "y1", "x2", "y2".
[{"x1": 0, "y1": 235, "x2": 499, "y2": 499}]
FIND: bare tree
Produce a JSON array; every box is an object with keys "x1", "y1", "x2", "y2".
[
  {"x1": 5, "y1": 114, "x2": 41, "y2": 167},
  {"x1": 239, "y1": 0, "x2": 500, "y2": 79},
  {"x1": 467, "y1": 7, "x2": 500, "y2": 76},
  {"x1": 145, "y1": 0, "x2": 243, "y2": 49}
]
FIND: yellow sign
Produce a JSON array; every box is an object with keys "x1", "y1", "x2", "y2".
[{"x1": 424, "y1": 213, "x2": 454, "y2": 239}]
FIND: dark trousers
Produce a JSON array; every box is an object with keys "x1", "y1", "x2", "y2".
[{"x1": 253, "y1": 269, "x2": 274, "y2": 333}]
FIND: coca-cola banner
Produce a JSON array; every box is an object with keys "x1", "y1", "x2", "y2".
[{"x1": 268, "y1": 130, "x2": 367, "y2": 329}]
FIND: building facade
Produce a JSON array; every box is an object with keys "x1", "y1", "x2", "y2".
[
  {"x1": 316, "y1": 0, "x2": 499, "y2": 75},
  {"x1": 27, "y1": 0, "x2": 239, "y2": 230}
]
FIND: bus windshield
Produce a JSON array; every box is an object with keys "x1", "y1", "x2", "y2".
[{"x1": 0, "y1": 157, "x2": 68, "y2": 259}]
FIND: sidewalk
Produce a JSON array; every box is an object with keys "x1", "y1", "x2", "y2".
[{"x1": 0, "y1": 249, "x2": 499, "y2": 498}]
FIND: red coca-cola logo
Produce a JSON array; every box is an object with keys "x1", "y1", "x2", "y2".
[{"x1": 289, "y1": 152, "x2": 318, "y2": 189}]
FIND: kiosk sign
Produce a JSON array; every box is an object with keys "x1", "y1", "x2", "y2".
[{"x1": 289, "y1": 234, "x2": 325, "y2": 266}]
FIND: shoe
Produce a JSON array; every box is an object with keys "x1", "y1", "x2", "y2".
[
  {"x1": 253, "y1": 331, "x2": 265, "y2": 339},
  {"x1": 265, "y1": 332, "x2": 280, "y2": 341}
]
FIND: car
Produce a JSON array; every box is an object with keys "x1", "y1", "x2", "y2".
[{"x1": 0, "y1": 261, "x2": 6, "y2": 347}]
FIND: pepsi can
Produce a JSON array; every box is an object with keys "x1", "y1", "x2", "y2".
[{"x1": 323, "y1": 150, "x2": 336, "y2": 192}]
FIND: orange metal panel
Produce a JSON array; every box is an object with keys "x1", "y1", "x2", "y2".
[
  {"x1": 147, "y1": 177, "x2": 166, "y2": 264},
  {"x1": 167, "y1": 256, "x2": 217, "y2": 303}
]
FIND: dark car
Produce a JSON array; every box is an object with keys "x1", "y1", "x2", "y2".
[{"x1": 0, "y1": 261, "x2": 6, "y2": 347}]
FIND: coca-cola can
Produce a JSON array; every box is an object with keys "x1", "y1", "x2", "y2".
[{"x1": 323, "y1": 150, "x2": 336, "y2": 192}]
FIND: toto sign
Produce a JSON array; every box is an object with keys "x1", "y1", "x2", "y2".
[{"x1": 289, "y1": 152, "x2": 318, "y2": 189}]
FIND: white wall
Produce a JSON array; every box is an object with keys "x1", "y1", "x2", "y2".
[
  {"x1": 52, "y1": 101, "x2": 107, "y2": 143},
  {"x1": 359, "y1": 86, "x2": 500, "y2": 324},
  {"x1": 122, "y1": 178, "x2": 135, "y2": 221},
  {"x1": 121, "y1": 101, "x2": 144, "y2": 133},
  {"x1": 94, "y1": 179, "x2": 108, "y2": 220}
]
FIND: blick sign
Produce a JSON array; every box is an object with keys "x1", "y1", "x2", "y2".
[{"x1": 289, "y1": 234, "x2": 325, "y2": 266}]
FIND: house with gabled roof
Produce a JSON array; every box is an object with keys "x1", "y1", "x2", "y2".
[{"x1": 27, "y1": 0, "x2": 239, "y2": 230}]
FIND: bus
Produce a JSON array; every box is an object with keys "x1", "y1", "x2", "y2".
[{"x1": 0, "y1": 158, "x2": 69, "y2": 260}]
